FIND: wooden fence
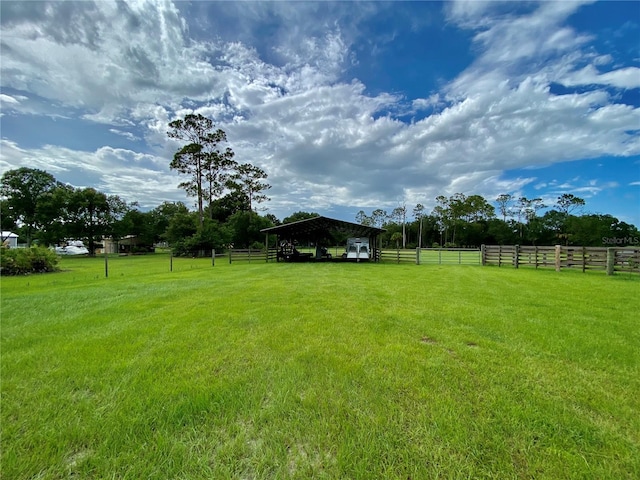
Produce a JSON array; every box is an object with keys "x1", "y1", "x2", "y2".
[
  {"x1": 379, "y1": 248, "x2": 481, "y2": 265},
  {"x1": 380, "y1": 249, "x2": 416, "y2": 264},
  {"x1": 226, "y1": 249, "x2": 267, "y2": 263},
  {"x1": 481, "y1": 245, "x2": 640, "y2": 274},
  {"x1": 216, "y1": 245, "x2": 638, "y2": 275}
]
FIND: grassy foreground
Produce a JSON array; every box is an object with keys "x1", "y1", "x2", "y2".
[{"x1": 1, "y1": 255, "x2": 639, "y2": 479}]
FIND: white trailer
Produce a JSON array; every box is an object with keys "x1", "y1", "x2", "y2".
[{"x1": 345, "y1": 237, "x2": 371, "y2": 261}]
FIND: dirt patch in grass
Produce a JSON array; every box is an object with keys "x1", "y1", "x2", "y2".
[{"x1": 420, "y1": 335, "x2": 437, "y2": 344}]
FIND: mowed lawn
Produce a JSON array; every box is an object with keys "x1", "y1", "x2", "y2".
[{"x1": 1, "y1": 255, "x2": 639, "y2": 479}]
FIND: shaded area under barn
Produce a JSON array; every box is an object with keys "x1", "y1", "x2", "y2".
[{"x1": 261, "y1": 216, "x2": 386, "y2": 262}]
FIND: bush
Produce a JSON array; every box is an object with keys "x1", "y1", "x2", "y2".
[
  {"x1": 250, "y1": 241, "x2": 265, "y2": 251},
  {"x1": 0, "y1": 247, "x2": 60, "y2": 275}
]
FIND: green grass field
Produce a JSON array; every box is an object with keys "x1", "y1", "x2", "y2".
[{"x1": 1, "y1": 254, "x2": 639, "y2": 479}]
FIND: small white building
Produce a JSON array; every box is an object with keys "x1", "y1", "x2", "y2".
[{"x1": 1, "y1": 231, "x2": 19, "y2": 248}]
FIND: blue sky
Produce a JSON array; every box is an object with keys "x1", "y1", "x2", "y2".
[{"x1": 1, "y1": 0, "x2": 639, "y2": 226}]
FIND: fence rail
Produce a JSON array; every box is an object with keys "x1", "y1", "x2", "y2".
[
  {"x1": 482, "y1": 245, "x2": 639, "y2": 275},
  {"x1": 172, "y1": 245, "x2": 638, "y2": 274},
  {"x1": 378, "y1": 248, "x2": 481, "y2": 265},
  {"x1": 227, "y1": 249, "x2": 266, "y2": 263},
  {"x1": 380, "y1": 249, "x2": 416, "y2": 264}
]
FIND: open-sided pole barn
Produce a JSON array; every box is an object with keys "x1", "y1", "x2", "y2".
[{"x1": 261, "y1": 216, "x2": 386, "y2": 262}]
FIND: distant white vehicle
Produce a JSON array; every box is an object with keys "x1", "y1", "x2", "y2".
[{"x1": 54, "y1": 240, "x2": 89, "y2": 255}]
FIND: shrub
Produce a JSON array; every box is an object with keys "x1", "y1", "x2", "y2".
[
  {"x1": 250, "y1": 241, "x2": 265, "y2": 251},
  {"x1": 0, "y1": 247, "x2": 60, "y2": 275}
]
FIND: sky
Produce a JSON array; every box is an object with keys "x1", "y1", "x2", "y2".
[{"x1": 1, "y1": 0, "x2": 639, "y2": 226}]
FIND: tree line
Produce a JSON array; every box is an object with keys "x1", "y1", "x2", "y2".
[{"x1": 356, "y1": 192, "x2": 639, "y2": 248}]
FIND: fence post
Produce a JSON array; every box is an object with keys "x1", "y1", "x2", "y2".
[
  {"x1": 416, "y1": 247, "x2": 420, "y2": 265},
  {"x1": 212, "y1": 249, "x2": 215, "y2": 267},
  {"x1": 514, "y1": 245, "x2": 519, "y2": 269},
  {"x1": 606, "y1": 248, "x2": 615, "y2": 276},
  {"x1": 229, "y1": 249, "x2": 232, "y2": 264},
  {"x1": 265, "y1": 234, "x2": 269, "y2": 263},
  {"x1": 396, "y1": 247, "x2": 400, "y2": 264},
  {"x1": 555, "y1": 245, "x2": 561, "y2": 272},
  {"x1": 104, "y1": 250, "x2": 108, "y2": 278},
  {"x1": 170, "y1": 251, "x2": 173, "y2": 272},
  {"x1": 534, "y1": 246, "x2": 538, "y2": 269},
  {"x1": 481, "y1": 245, "x2": 486, "y2": 266},
  {"x1": 582, "y1": 246, "x2": 586, "y2": 273},
  {"x1": 438, "y1": 248, "x2": 442, "y2": 265},
  {"x1": 498, "y1": 245, "x2": 502, "y2": 267}
]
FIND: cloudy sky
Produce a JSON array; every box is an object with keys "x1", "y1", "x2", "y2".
[{"x1": 1, "y1": 0, "x2": 639, "y2": 225}]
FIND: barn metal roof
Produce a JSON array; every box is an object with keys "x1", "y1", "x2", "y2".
[{"x1": 260, "y1": 216, "x2": 385, "y2": 239}]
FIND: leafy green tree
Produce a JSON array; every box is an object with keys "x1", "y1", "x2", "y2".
[
  {"x1": 567, "y1": 214, "x2": 639, "y2": 246},
  {"x1": 265, "y1": 214, "x2": 280, "y2": 226},
  {"x1": 0, "y1": 168, "x2": 57, "y2": 246},
  {"x1": 486, "y1": 218, "x2": 518, "y2": 245},
  {"x1": 168, "y1": 114, "x2": 236, "y2": 230},
  {"x1": 391, "y1": 203, "x2": 407, "y2": 248},
  {"x1": 539, "y1": 210, "x2": 571, "y2": 244},
  {"x1": 227, "y1": 163, "x2": 271, "y2": 212},
  {"x1": 556, "y1": 194, "x2": 585, "y2": 216},
  {"x1": 33, "y1": 184, "x2": 75, "y2": 247},
  {"x1": 371, "y1": 209, "x2": 387, "y2": 228},
  {"x1": 432, "y1": 197, "x2": 449, "y2": 246},
  {"x1": 0, "y1": 199, "x2": 18, "y2": 235},
  {"x1": 390, "y1": 231, "x2": 403, "y2": 249},
  {"x1": 516, "y1": 197, "x2": 545, "y2": 239},
  {"x1": 148, "y1": 201, "x2": 190, "y2": 243},
  {"x1": 227, "y1": 211, "x2": 274, "y2": 248},
  {"x1": 66, "y1": 188, "x2": 127, "y2": 255},
  {"x1": 114, "y1": 208, "x2": 156, "y2": 248},
  {"x1": 413, "y1": 204, "x2": 425, "y2": 248},
  {"x1": 355, "y1": 210, "x2": 372, "y2": 226},
  {"x1": 207, "y1": 191, "x2": 249, "y2": 222},
  {"x1": 282, "y1": 211, "x2": 319, "y2": 224},
  {"x1": 165, "y1": 211, "x2": 198, "y2": 246},
  {"x1": 495, "y1": 194, "x2": 513, "y2": 222}
]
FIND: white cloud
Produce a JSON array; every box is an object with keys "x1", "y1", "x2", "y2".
[
  {"x1": 109, "y1": 129, "x2": 140, "y2": 142},
  {"x1": 0, "y1": 94, "x2": 20, "y2": 105},
  {"x1": 0, "y1": 139, "x2": 181, "y2": 208},
  {"x1": 560, "y1": 65, "x2": 640, "y2": 89}
]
